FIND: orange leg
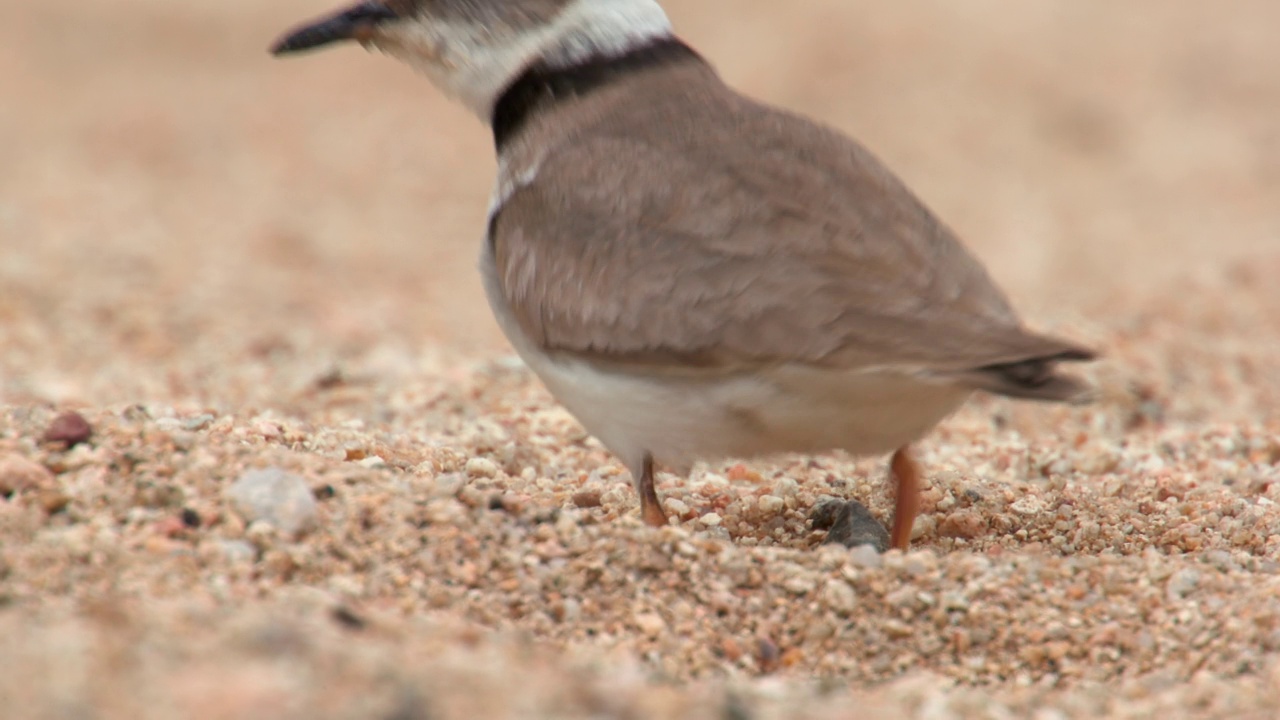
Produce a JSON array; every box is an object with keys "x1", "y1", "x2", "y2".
[
  {"x1": 889, "y1": 446, "x2": 921, "y2": 550},
  {"x1": 635, "y1": 454, "x2": 670, "y2": 527}
]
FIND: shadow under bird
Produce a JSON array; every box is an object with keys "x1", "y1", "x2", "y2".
[{"x1": 271, "y1": 0, "x2": 1097, "y2": 550}]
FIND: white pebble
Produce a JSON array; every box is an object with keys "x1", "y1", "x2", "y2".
[
  {"x1": 943, "y1": 591, "x2": 971, "y2": 612},
  {"x1": 783, "y1": 574, "x2": 817, "y2": 595},
  {"x1": 1010, "y1": 496, "x2": 1045, "y2": 516},
  {"x1": 1166, "y1": 569, "x2": 1200, "y2": 600},
  {"x1": 465, "y1": 457, "x2": 500, "y2": 478},
  {"x1": 212, "y1": 539, "x2": 257, "y2": 564},
  {"x1": 700, "y1": 473, "x2": 729, "y2": 488},
  {"x1": 911, "y1": 514, "x2": 936, "y2": 540},
  {"x1": 758, "y1": 495, "x2": 785, "y2": 514},
  {"x1": 665, "y1": 498, "x2": 690, "y2": 517},
  {"x1": 254, "y1": 420, "x2": 283, "y2": 440},
  {"x1": 822, "y1": 580, "x2": 857, "y2": 614},
  {"x1": 431, "y1": 473, "x2": 466, "y2": 497},
  {"x1": 226, "y1": 468, "x2": 318, "y2": 537},
  {"x1": 245, "y1": 519, "x2": 280, "y2": 550},
  {"x1": 182, "y1": 414, "x2": 215, "y2": 431},
  {"x1": 154, "y1": 418, "x2": 184, "y2": 432},
  {"x1": 904, "y1": 550, "x2": 938, "y2": 577},
  {"x1": 849, "y1": 544, "x2": 883, "y2": 568},
  {"x1": 634, "y1": 612, "x2": 666, "y2": 636},
  {"x1": 559, "y1": 598, "x2": 582, "y2": 622},
  {"x1": 700, "y1": 512, "x2": 723, "y2": 527}
]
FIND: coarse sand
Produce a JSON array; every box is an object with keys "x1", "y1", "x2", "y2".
[{"x1": 2, "y1": 1, "x2": 1279, "y2": 717}]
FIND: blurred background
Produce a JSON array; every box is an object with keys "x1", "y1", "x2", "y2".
[{"x1": 1, "y1": 0, "x2": 1277, "y2": 408}]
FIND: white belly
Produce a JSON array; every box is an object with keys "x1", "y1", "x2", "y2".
[{"x1": 480, "y1": 250, "x2": 970, "y2": 473}]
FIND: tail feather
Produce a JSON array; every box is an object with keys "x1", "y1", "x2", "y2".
[{"x1": 953, "y1": 346, "x2": 1098, "y2": 404}]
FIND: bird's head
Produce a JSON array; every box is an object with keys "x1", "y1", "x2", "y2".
[{"x1": 271, "y1": 0, "x2": 673, "y2": 117}]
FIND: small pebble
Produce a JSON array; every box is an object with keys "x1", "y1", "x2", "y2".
[
  {"x1": 245, "y1": 520, "x2": 281, "y2": 551},
  {"x1": 942, "y1": 591, "x2": 971, "y2": 612},
  {"x1": 772, "y1": 477, "x2": 799, "y2": 498},
  {"x1": 822, "y1": 580, "x2": 857, "y2": 614},
  {"x1": 809, "y1": 498, "x2": 841, "y2": 530},
  {"x1": 153, "y1": 516, "x2": 186, "y2": 538},
  {"x1": 939, "y1": 510, "x2": 988, "y2": 539},
  {"x1": 848, "y1": 544, "x2": 883, "y2": 568},
  {"x1": 572, "y1": 491, "x2": 602, "y2": 508},
  {"x1": 431, "y1": 473, "x2": 466, "y2": 497},
  {"x1": 225, "y1": 468, "x2": 318, "y2": 537},
  {"x1": 756, "y1": 637, "x2": 782, "y2": 674},
  {"x1": 211, "y1": 539, "x2": 256, "y2": 564},
  {"x1": 782, "y1": 573, "x2": 816, "y2": 595},
  {"x1": 38, "y1": 490, "x2": 71, "y2": 515},
  {"x1": 488, "y1": 494, "x2": 523, "y2": 515},
  {"x1": 0, "y1": 454, "x2": 55, "y2": 495},
  {"x1": 331, "y1": 606, "x2": 366, "y2": 631},
  {"x1": 757, "y1": 495, "x2": 785, "y2": 514},
  {"x1": 665, "y1": 498, "x2": 690, "y2": 518},
  {"x1": 634, "y1": 612, "x2": 666, "y2": 637},
  {"x1": 42, "y1": 411, "x2": 93, "y2": 448},
  {"x1": 143, "y1": 536, "x2": 183, "y2": 556},
  {"x1": 1010, "y1": 496, "x2": 1045, "y2": 516},
  {"x1": 813, "y1": 499, "x2": 890, "y2": 552},
  {"x1": 910, "y1": 513, "x2": 937, "y2": 541},
  {"x1": 904, "y1": 551, "x2": 938, "y2": 577},
  {"x1": 182, "y1": 414, "x2": 215, "y2": 431},
  {"x1": 465, "y1": 457, "x2": 500, "y2": 479},
  {"x1": 254, "y1": 420, "x2": 283, "y2": 441},
  {"x1": 1166, "y1": 568, "x2": 1200, "y2": 600}
]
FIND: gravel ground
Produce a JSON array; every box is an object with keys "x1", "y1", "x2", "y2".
[{"x1": 3, "y1": 0, "x2": 1279, "y2": 717}]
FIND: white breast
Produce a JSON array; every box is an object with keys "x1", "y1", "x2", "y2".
[{"x1": 479, "y1": 243, "x2": 971, "y2": 474}]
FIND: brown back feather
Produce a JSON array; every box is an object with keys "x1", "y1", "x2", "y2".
[{"x1": 489, "y1": 59, "x2": 1096, "y2": 385}]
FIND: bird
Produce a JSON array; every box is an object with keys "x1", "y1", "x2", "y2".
[{"x1": 270, "y1": 0, "x2": 1096, "y2": 550}]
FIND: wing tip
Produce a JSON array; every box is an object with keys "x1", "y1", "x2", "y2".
[{"x1": 964, "y1": 343, "x2": 1100, "y2": 404}]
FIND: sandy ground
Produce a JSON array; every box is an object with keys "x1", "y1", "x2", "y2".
[{"x1": 2, "y1": 0, "x2": 1280, "y2": 717}]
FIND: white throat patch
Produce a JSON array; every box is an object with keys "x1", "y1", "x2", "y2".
[{"x1": 378, "y1": 0, "x2": 674, "y2": 118}]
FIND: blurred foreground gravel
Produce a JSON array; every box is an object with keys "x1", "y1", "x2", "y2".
[{"x1": 2, "y1": 258, "x2": 1279, "y2": 717}]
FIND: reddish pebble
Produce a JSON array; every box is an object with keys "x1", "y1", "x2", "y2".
[
  {"x1": 756, "y1": 637, "x2": 781, "y2": 674},
  {"x1": 939, "y1": 510, "x2": 988, "y2": 539},
  {"x1": 0, "y1": 454, "x2": 55, "y2": 495},
  {"x1": 572, "y1": 491, "x2": 603, "y2": 508},
  {"x1": 43, "y1": 411, "x2": 93, "y2": 448},
  {"x1": 720, "y1": 638, "x2": 744, "y2": 662},
  {"x1": 780, "y1": 648, "x2": 805, "y2": 669},
  {"x1": 38, "y1": 490, "x2": 70, "y2": 515},
  {"x1": 154, "y1": 516, "x2": 186, "y2": 538}
]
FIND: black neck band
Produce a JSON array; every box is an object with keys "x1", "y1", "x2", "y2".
[{"x1": 490, "y1": 37, "x2": 701, "y2": 151}]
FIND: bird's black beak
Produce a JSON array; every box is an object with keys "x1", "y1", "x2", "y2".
[{"x1": 270, "y1": 1, "x2": 401, "y2": 56}]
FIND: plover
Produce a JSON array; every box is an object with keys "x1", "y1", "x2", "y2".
[{"x1": 271, "y1": 0, "x2": 1096, "y2": 549}]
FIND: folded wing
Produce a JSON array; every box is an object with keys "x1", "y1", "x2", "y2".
[{"x1": 488, "y1": 93, "x2": 1093, "y2": 398}]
